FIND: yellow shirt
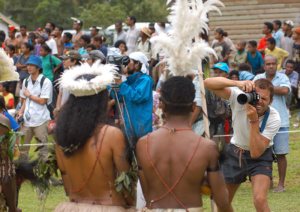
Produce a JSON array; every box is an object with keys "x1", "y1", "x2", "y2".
[
  {"x1": 0, "y1": 92, "x2": 14, "y2": 109},
  {"x1": 265, "y1": 47, "x2": 289, "y2": 71}
]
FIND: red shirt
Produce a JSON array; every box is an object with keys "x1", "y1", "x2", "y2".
[{"x1": 257, "y1": 35, "x2": 272, "y2": 58}]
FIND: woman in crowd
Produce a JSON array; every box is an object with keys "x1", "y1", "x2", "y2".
[{"x1": 15, "y1": 42, "x2": 33, "y2": 80}]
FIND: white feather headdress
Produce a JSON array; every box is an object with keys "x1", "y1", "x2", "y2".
[
  {"x1": 0, "y1": 48, "x2": 19, "y2": 82},
  {"x1": 151, "y1": 0, "x2": 224, "y2": 76},
  {"x1": 59, "y1": 61, "x2": 118, "y2": 97}
]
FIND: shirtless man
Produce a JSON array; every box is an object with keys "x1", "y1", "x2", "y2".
[
  {"x1": 72, "y1": 20, "x2": 83, "y2": 51},
  {"x1": 16, "y1": 25, "x2": 28, "y2": 51},
  {"x1": 136, "y1": 76, "x2": 229, "y2": 212},
  {"x1": 54, "y1": 26, "x2": 64, "y2": 56},
  {"x1": 4, "y1": 26, "x2": 18, "y2": 51},
  {"x1": 0, "y1": 114, "x2": 21, "y2": 212},
  {"x1": 54, "y1": 63, "x2": 136, "y2": 211}
]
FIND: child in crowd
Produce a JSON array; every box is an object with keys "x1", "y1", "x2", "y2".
[
  {"x1": 0, "y1": 82, "x2": 14, "y2": 109},
  {"x1": 238, "y1": 63, "x2": 255, "y2": 81},
  {"x1": 247, "y1": 40, "x2": 264, "y2": 74},
  {"x1": 229, "y1": 70, "x2": 239, "y2": 81},
  {"x1": 86, "y1": 44, "x2": 96, "y2": 54},
  {"x1": 5, "y1": 45, "x2": 18, "y2": 64},
  {"x1": 265, "y1": 37, "x2": 289, "y2": 71},
  {"x1": 232, "y1": 40, "x2": 248, "y2": 68}
]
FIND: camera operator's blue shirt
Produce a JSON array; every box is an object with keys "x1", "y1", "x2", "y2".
[
  {"x1": 113, "y1": 71, "x2": 153, "y2": 138},
  {"x1": 254, "y1": 72, "x2": 291, "y2": 127}
]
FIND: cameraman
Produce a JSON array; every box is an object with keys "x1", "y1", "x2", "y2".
[
  {"x1": 204, "y1": 77, "x2": 281, "y2": 211},
  {"x1": 114, "y1": 52, "x2": 153, "y2": 138}
]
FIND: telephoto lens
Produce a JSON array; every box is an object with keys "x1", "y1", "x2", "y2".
[{"x1": 237, "y1": 92, "x2": 259, "y2": 105}]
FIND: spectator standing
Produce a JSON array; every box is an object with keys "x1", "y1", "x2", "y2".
[
  {"x1": 90, "y1": 25, "x2": 99, "y2": 37},
  {"x1": 40, "y1": 44, "x2": 63, "y2": 82},
  {"x1": 113, "y1": 21, "x2": 126, "y2": 46},
  {"x1": 16, "y1": 25, "x2": 28, "y2": 51},
  {"x1": 4, "y1": 26, "x2": 18, "y2": 51},
  {"x1": 247, "y1": 40, "x2": 264, "y2": 74},
  {"x1": 93, "y1": 35, "x2": 107, "y2": 57},
  {"x1": 265, "y1": 37, "x2": 289, "y2": 71},
  {"x1": 279, "y1": 60, "x2": 299, "y2": 112},
  {"x1": 45, "y1": 21, "x2": 56, "y2": 33},
  {"x1": 18, "y1": 56, "x2": 52, "y2": 159},
  {"x1": 125, "y1": 16, "x2": 140, "y2": 55},
  {"x1": 232, "y1": 40, "x2": 248, "y2": 68},
  {"x1": 212, "y1": 27, "x2": 230, "y2": 65},
  {"x1": 280, "y1": 20, "x2": 295, "y2": 68},
  {"x1": 54, "y1": 26, "x2": 64, "y2": 56},
  {"x1": 62, "y1": 32, "x2": 73, "y2": 52},
  {"x1": 16, "y1": 42, "x2": 33, "y2": 80},
  {"x1": 272, "y1": 20, "x2": 283, "y2": 47},
  {"x1": 28, "y1": 32, "x2": 37, "y2": 55},
  {"x1": 254, "y1": 55, "x2": 291, "y2": 193},
  {"x1": 44, "y1": 28, "x2": 58, "y2": 56},
  {"x1": 257, "y1": 22, "x2": 273, "y2": 58},
  {"x1": 135, "y1": 27, "x2": 155, "y2": 67},
  {"x1": 78, "y1": 35, "x2": 90, "y2": 55},
  {"x1": 72, "y1": 20, "x2": 83, "y2": 51},
  {"x1": 35, "y1": 33, "x2": 47, "y2": 57}
]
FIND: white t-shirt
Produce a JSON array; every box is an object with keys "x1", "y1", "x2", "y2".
[
  {"x1": 229, "y1": 88, "x2": 281, "y2": 150},
  {"x1": 20, "y1": 74, "x2": 52, "y2": 127},
  {"x1": 46, "y1": 38, "x2": 58, "y2": 55}
]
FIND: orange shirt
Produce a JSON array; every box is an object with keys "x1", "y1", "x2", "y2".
[{"x1": 257, "y1": 35, "x2": 272, "y2": 58}]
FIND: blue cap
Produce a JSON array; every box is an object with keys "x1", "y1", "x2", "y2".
[
  {"x1": 212, "y1": 63, "x2": 229, "y2": 73},
  {"x1": 25, "y1": 56, "x2": 43, "y2": 69}
]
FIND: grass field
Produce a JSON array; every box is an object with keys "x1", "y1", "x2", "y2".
[{"x1": 18, "y1": 110, "x2": 300, "y2": 212}]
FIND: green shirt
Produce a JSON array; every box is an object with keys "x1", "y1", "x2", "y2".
[
  {"x1": 40, "y1": 54, "x2": 61, "y2": 82},
  {"x1": 233, "y1": 49, "x2": 248, "y2": 66}
]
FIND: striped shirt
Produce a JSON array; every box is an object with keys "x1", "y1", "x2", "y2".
[{"x1": 125, "y1": 25, "x2": 140, "y2": 55}]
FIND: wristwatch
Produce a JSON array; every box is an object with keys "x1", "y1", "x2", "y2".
[{"x1": 55, "y1": 107, "x2": 60, "y2": 112}]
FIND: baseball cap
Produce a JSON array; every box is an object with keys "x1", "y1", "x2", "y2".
[
  {"x1": 82, "y1": 50, "x2": 105, "y2": 61},
  {"x1": 26, "y1": 55, "x2": 43, "y2": 69},
  {"x1": 284, "y1": 20, "x2": 294, "y2": 28},
  {"x1": 39, "y1": 33, "x2": 48, "y2": 41},
  {"x1": 212, "y1": 63, "x2": 229, "y2": 73},
  {"x1": 60, "y1": 50, "x2": 82, "y2": 60}
]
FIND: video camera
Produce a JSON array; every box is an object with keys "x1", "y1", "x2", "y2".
[
  {"x1": 237, "y1": 92, "x2": 260, "y2": 105},
  {"x1": 106, "y1": 55, "x2": 130, "y2": 75}
]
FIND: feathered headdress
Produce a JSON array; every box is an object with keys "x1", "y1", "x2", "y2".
[
  {"x1": 151, "y1": 0, "x2": 224, "y2": 76},
  {"x1": 59, "y1": 61, "x2": 118, "y2": 97},
  {"x1": 0, "y1": 48, "x2": 19, "y2": 82}
]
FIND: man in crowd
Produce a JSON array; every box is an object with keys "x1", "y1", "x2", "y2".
[
  {"x1": 54, "y1": 26, "x2": 64, "y2": 56},
  {"x1": 113, "y1": 21, "x2": 126, "y2": 46},
  {"x1": 5, "y1": 26, "x2": 18, "y2": 51},
  {"x1": 137, "y1": 76, "x2": 229, "y2": 211},
  {"x1": 78, "y1": 34, "x2": 90, "y2": 55},
  {"x1": 125, "y1": 16, "x2": 140, "y2": 55},
  {"x1": 257, "y1": 22, "x2": 273, "y2": 58},
  {"x1": 62, "y1": 32, "x2": 73, "y2": 51},
  {"x1": 90, "y1": 25, "x2": 99, "y2": 37},
  {"x1": 114, "y1": 52, "x2": 153, "y2": 138},
  {"x1": 272, "y1": 20, "x2": 283, "y2": 47},
  {"x1": 265, "y1": 37, "x2": 289, "y2": 71},
  {"x1": 279, "y1": 60, "x2": 299, "y2": 112},
  {"x1": 45, "y1": 21, "x2": 56, "y2": 33},
  {"x1": 93, "y1": 35, "x2": 107, "y2": 57},
  {"x1": 35, "y1": 33, "x2": 47, "y2": 57},
  {"x1": 18, "y1": 55, "x2": 52, "y2": 159},
  {"x1": 16, "y1": 25, "x2": 28, "y2": 50},
  {"x1": 54, "y1": 50, "x2": 82, "y2": 118},
  {"x1": 205, "y1": 64, "x2": 281, "y2": 211},
  {"x1": 254, "y1": 55, "x2": 291, "y2": 193},
  {"x1": 247, "y1": 40, "x2": 264, "y2": 74},
  {"x1": 44, "y1": 28, "x2": 58, "y2": 56},
  {"x1": 72, "y1": 19, "x2": 83, "y2": 51},
  {"x1": 280, "y1": 20, "x2": 294, "y2": 68}
]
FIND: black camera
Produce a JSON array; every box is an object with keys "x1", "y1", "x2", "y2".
[
  {"x1": 106, "y1": 55, "x2": 130, "y2": 75},
  {"x1": 237, "y1": 92, "x2": 260, "y2": 105},
  {"x1": 18, "y1": 116, "x2": 24, "y2": 124}
]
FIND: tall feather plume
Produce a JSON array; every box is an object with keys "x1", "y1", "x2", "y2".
[
  {"x1": 151, "y1": 0, "x2": 224, "y2": 76},
  {"x1": 0, "y1": 48, "x2": 19, "y2": 82}
]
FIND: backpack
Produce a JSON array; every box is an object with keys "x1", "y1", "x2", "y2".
[{"x1": 24, "y1": 76, "x2": 56, "y2": 120}]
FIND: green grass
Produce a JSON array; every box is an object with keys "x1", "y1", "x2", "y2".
[{"x1": 18, "y1": 111, "x2": 300, "y2": 211}]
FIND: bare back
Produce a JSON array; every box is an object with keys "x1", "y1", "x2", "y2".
[
  {"x1": 72, "y1": 31, "x2": 83, "y2": 51},
  {"x1": 136, "y1": 128, "x2": 221, "y2": 209},
  {"x1": 55, "y1": 37, "x2": 63, "y2": 56},
  {"x1": 56, "y1": 125, "x2": 132, "y2": 206},
  {"x1": 5, "y1": 38, "x2": 18, "y2": 50}
]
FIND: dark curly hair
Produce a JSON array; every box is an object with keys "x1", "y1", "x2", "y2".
[
  {"x1": 160, "y1": 76, "x2": 195, "y2": 115},
  {"x1": 55, "y1": 76, "x2": 109, "y2": 157}
]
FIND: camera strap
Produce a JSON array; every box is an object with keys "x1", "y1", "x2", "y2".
[{"x1": 260, "y1": 107, "x2": 270, "y2": 133}]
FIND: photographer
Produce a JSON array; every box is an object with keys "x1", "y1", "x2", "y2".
[
  {"x1": 114, "y1": 52, "x2": 153, "y2": 138},
  {"x1": 204, "y1": 76, "x2": 281, "y2": 211}
]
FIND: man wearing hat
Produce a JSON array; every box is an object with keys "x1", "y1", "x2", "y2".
[
  {"x1": 212, "y1": 62, "x2": 229, "y2": 77},
  {"x1": 83, "y1": 50, "x2": 105, "y2": 66},
  {"x1": 18, "y1": 55, "x2": 53, "y2": 159},
  {"x1": 114, "y1": 52, "x2": 154, "y2": 138},
  {"x1": 54, "y1": 50, "x2": 82, "y2": 118},
  {"x1": 135, "y1": 27, "x2": 156, "y2": 73},
  {"x1": 280, "y1": 20, "x2": 295, "y2": 68}
]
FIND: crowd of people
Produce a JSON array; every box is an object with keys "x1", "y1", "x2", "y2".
[{"x1": 0, "y1": 12, "x2": 300, "y2": 212}]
